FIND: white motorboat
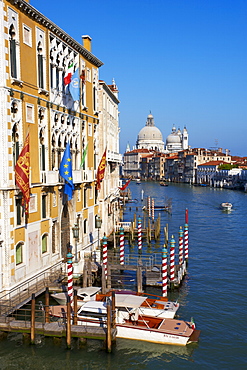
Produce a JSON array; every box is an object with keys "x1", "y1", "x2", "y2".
[
  {"x1": 49, "y1": 296, "x2": 199, "y2": 346},
  {"x1": 115, "y1": 293, "x2": 179, "y2": 319},
  {"x1": 51, "y1": 289, "x2": 179, "y2": 319},
  {"x1": 221, "y1": 202, "x2": 232, "y2": 211},
  {"x1": 51, "y1": 286, "x2": 101, "y2": 306}
]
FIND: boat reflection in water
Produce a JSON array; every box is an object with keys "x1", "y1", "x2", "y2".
[{"x1": 116, "y1": 337, "x2": 197, "y2": 360}]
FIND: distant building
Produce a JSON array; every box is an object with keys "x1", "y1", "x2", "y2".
[
  {"x1": 136, "y1": 113, "x2": 164, "y2": 152},
  {"x1": 165, "y1": 125, "x2": 189, "y2": 153},
  {"x1": 124, "y1": 113, "x2": 189, "y2": 178}
]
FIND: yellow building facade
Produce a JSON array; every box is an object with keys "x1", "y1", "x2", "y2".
[{"x1": 0, "y1": 0, "x2": 109, "y2": 295}]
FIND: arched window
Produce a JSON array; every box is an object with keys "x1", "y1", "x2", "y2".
[
  {"x1": 37, "y1": 41, "x2": 44, "y2": 89},
  {"x1": 42, "y1": 234, "x2": 48, "y2": 254},
  {"x1": 12, "y1": 121, "x2": 19, "y2": 168},
  {"x1": 9, "y1": 24, "x2": 17, "y2": 78},
  {"x1": 16, "y1": 242, "x2": 24, "y2": 265}
]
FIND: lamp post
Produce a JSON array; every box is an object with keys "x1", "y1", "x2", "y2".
[
  {"x1": 95, "y1": 215, "x2": 102, "y2": 249},
  {"x1": 72, "y1": 223, "x2": 79, "y2": 263}
]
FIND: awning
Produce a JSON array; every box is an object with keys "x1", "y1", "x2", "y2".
[{"x1": 115, "y1": 294, "x2": 147, "y2": 308}]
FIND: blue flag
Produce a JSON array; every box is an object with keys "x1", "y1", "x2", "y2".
[
  {"x1": 59, "y1": 142, "x2": 74, "y2": 200},
  {"x1": 69, "y1": 68, "x2": 80, "y2": 101}
]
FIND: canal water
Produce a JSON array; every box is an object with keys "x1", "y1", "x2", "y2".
[{"x1": 0, "y1": 182, "x2": 246, "y2": 369}]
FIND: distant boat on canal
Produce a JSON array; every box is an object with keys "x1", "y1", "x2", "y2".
[{"x1": 221, "y1": 202, "x2": 232, "y2": 211}]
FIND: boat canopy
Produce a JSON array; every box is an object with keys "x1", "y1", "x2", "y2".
[
  {"x1": 77, "y1": 286, "x2": 101, "y2": 298},
  {"x1": 115, "y1": 294, "x2": 147, "y2": 308},
  {"x1": 78, "y1": 300, "x2": 107, "y2": 314}
]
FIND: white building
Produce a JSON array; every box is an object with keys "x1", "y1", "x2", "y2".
[
  {"x1": 165, "y1": 125, "x2": 189, "y2": 153},
  {"x1": 136, "y1": 113, "x2": 164, "y2": 152},
  {"x1": 98, "y1": 79, "x2": 121, "y2": 241}
]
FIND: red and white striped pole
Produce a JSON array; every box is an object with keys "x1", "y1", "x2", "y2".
[
  {"x1": 184, "y1": 223, "x2": 189, "y2": 263},
  {"x1": 179, "y1": 226, "x2": 184, "y2": 265},
  {"x1": 102, "y1": 234, "x2": 108, "y2": 279},
  {"x1": 148, "y1": 196, "x2": 151, "y2": 218},
  {"x1": 169, "y1": 235, "x2": 175, "y2": 289},
  {"x1": 162, "y1": 245, "x2": 168, "y2": 297},
  {"x1": 138, "y1": 217, "x2": 142, "y2": 250},
  {"x1": 152, "y1": 198, "x2": 154, "y2": 221},
  {"x1": 67, "y1": 250, "x2": 73, "y2": 306},
  {"x1": 119, "y1": 227, "x2": 125, "y2": 265},
  {"x1": 184, "y1": 208, "x2": 189, "y2": 264}
]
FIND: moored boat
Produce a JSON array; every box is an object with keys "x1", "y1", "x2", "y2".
[
  {"x1": 51, "y1": 286, "x2": 101, "y2": 306},
  {"x1": 49, "y1": 298, "x2": 199, "y2": 346},
  {"x1": 51, "y1": 291, "x2": 179, "y2": 320}
]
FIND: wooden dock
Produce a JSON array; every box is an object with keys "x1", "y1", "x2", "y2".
[{"x1": 0, "y1": 318, "x2": 116, "y2": 341}]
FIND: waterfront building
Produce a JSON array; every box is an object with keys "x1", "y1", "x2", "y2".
[
  {"x1": 165, "y1": 148, "x2": 232, "y2": 183},
  {"x1": 98, "y1": 79, "x2": 121, "y2": 239},
  {"x1": 123, "y1": 148, "x2": 153, "y2": 178},
  {"x1": 140, "y1": 153, "x2": 167, "y2": 180},
  {"x1": 0, "y1": 0, "x2": 120, "y2": 295},
  {"x1": 197, "y1": 161, "x2": 228, "y2": 185}
]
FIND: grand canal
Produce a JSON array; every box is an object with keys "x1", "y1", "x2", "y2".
[{"x1": 0, "y1": 182, "x2": 246, "y2": 369}]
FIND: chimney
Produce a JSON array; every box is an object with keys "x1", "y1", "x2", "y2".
[{"x1": 82, "y1": 35, "x2": 92, "y2": 52}]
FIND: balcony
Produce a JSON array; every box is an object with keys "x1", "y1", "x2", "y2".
[
  {"x1": 83, "y1": 169, "x2": 95, "y2": 182},
  {"x1": 107, "y1": 150, "x2": 122, "y2": 163},
  {"x1": 41, "y1": 171, "x2": 59, "y2": 185},
  {"x1": 73, "y1": 170, "x2": 83, "y2": 183}
]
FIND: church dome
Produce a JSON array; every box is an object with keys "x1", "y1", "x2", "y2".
[
  {"x1": 166, "y1": 133, "x2": 181, "y2": 144},
  {"x1": 136, "y1": 113, "x2": 164, "y2": 152},
  {"x1": 138, "y1": 126, "x2": 163, "y2": 141}
]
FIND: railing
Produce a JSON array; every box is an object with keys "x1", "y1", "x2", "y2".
[
  {"x1": 108, "y1": 251, "x2": 162, "y2": 270},
  {"x1": 116, "y1": 222, "x2": 132, "y2": 231},
  {"x1": 0, "y1": 262, "x2": 64, "y2": 314},
  {"x1": 41, "y1": 171, "x2": 59, "y2": 185},
  {"x1": 72, "y1": 170, "x2": 83, "y2": 183}
]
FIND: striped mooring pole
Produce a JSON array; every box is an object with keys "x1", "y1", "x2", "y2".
[
  {"x1": 184, "y1": 223, "x2": 189, "y2": 263},
  {"x1": 169, "y1": 235, "x2": 175, "y2": 289},
  {"x1": 179, "y1": 226, "x2": 184, "y2": 265},
  {"x1": 148, "y1": 196, "x2": 151, "y2": 218},
  {"x1": 152, "y1": 198, "x2": 155, "y2": 221},
  {"x1": 162, "y1": 245, "x2": 168, "y2": 297},
  {"x1": 138, "y1": 217, "x2": 142, "y2": 250},
  {"x1": 67, "y1": 249, "x2": 73, "y2": 306},
  {"x1": 119, "y1": 227, "x2": 125, "y2": 265},
  {"x1": 102, "y1": 234, "x2": 108, "y2": 279},
  {"x1": 184, "y1": 208, "x2": 189, "y2": 263}
]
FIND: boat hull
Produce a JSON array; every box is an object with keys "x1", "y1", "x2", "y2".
[{"x1": 116, "y1": 324, "x2": 189, "y2": 345}]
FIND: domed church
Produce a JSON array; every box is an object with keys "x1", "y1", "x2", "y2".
[
  {"x1": 165, "y1": 125, "x2": 189, "y2": 152},
  {"x1": 136, "y1": 113, "x2": 164, "y2": 152},
  {"x1": 136, "y1": 113, "x2": 189, "y2": 153}
]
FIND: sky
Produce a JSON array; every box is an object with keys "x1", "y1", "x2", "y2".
[{"x1": 30, "y1": 0, "x2": 247, "y2": 157}]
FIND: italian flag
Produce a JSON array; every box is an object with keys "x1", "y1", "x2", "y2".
[
  {"x1": 64, "y1": 61, "x2": 74, "y2": 86},
  {"x1": 190, "y1": 317, "x2": 196, "y2": 330}
]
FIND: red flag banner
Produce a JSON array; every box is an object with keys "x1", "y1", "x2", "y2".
[
  {"x1": 96, "y1": 148, "x2": 107, "y2": 190},
  {"x1": 119, "y1": 179, "x2": 131, "y2": 191},
  {"x1": 15, "y1": 133, "x2": 30, "y2": 214}
]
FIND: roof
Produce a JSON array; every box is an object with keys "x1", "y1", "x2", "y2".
[{"x1": 198, "y1": 161, "x2": 227, "y2": 167}]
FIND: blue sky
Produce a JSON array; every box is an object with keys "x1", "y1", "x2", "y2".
[{"x1": 31, "y1": 0, "x2": 247, "y2": 157}]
